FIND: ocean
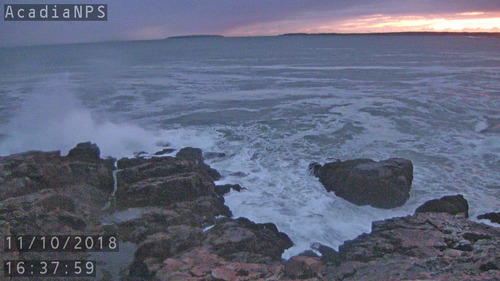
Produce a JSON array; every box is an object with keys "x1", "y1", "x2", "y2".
[{"x1": 0, "y1": 35, "x2": 499, "y2": 257}]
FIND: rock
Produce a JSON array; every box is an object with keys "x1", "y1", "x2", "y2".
[
  {"x1": 117, "y1": 196, "x2": 231, "y2": 243},
  {"x1": 203, "y1": 152, "x2": 226, "y2": 160},
  {"x1": 298, "y1": 250, "x2": 320, "y2": 258},
  {"x1": 176, "y1": 147, "x2": 203, "y2": 162},
  {"x1": 155, "y1": 249, "x2": 283, "y2": 281},
  {"x1": 284, "y1": 255, "x2": 324, "y2": 279},
  {"x1": 130, "y1": 225, "x2": 203, "y2": 278},
  {"x1": 214, "y1": 184, "x2": 244, "y2": 196},
  {"x1": 311, "y1": 242, "x2": 340, "y2": 264},
  {"x1": 478, "y1": 212, "x2": 500, "y2": 224},
  {"x1": 67, "y1": 141, "x2": 101, "y2": 161},
  {"x1": 35, "y1": 192, "x2": 76, "y2": 212},
  {"x1": 133, "y1": 151, "x2": 149, "y2": 158},
  {"x1": 308, "y1": 162, "x2": 322, "y2": 177},
  {"x1": 316, "y1": 158, "x2": 413, "y2": 208},
  {"x1": 115, "y1": 173, "x2": 214, "y2": 208},
  {"x1": 323, "y1": 212, "x2": 500, "y2": 281},
  {"x1": 229, "y1": 171, "x2": 248, "y2": 178},
  {"x1": 154, "y1": 148, "x2": 176, "y2": 156},
  {"x1": 0, "y1": 149, "x2": 114, "y2": 201},
  {"x1": 415, "y1": 194, "x2": 469, "y2": 217},
  {"x1": 203, "y1": 217, "x2": 293, "y2": 262}
]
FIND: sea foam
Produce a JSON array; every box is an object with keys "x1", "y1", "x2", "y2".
[{"x1": 0, "y1": 74, "x2": 219, "y2": 158}]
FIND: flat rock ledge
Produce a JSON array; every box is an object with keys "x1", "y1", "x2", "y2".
[{"x1": 1, "y1": 143, "x2": 498, "y2": 281}]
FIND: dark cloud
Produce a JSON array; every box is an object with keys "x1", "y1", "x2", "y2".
[{"x1": 1, "y1": 0, "x2": 499, "y2": 46}]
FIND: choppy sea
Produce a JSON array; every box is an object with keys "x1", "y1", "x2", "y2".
[{"x1": 1, "y1": 35, "x2": 499, "y2": 257}]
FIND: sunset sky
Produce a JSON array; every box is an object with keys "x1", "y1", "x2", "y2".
[{"x1": 1, "y1": 0, "x2": 499, "y2": 46}]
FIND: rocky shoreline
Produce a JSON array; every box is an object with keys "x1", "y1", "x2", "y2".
[{"x1": 0, "y1": 142, "x2": 498, "y2": 280}]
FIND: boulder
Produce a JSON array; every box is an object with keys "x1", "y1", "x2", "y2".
[
  {"x1": 415, "y1": 194, "x2": 469, "y2": 217},
  {"x1": 67, "y1": 141, "x2": 100, "y2": 161},
  {"x1": 308, "y1": 162, "x2": 322, "y2": 177},
  {"x1": 214, "y1": 184, "x2": 244, "y2": 196},
  {"x1": 176, "y1": 147, "x2": 203, "y2": 162},
  {"x1": 154, "y1": 148, "x2": 175, "y2": 156},
  {"x1": 315, "y1": 158, "x2": 413, "y2": 208},
  {"x1": 203, "y1": 152, "x2": 226, "y2": 160},
  {"x1": 478, "y1": 212, "x2": 500, "y2": 224}
]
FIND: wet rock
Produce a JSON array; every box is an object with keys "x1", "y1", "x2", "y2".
[
  {"x1": 284, "y1": 255, "x2": 324, "y2": 279},
  {"x1": 154, "y1": 148, "x2": 176, "y2": 156},
  {"x1": 478, "y1": 212, "x2": 500, "y2": 224},
  {"x1": 315, "y1": 158, "x2": 413, "y2": 208},
  {"x1": 176, "y1": 147, "x2": 204, "y2": 162},
  {"x1": 203, "y1": 152, "x2": 226, "y2": 160},
  {"x1": 203, "y1": 217, "x2": 293, "y2": 262},
  {"x1": 308, "y1": 162, "x2": 322, "y2": 177},
  {"x1": 229, "y1": 171, "x2": 248, "y2": 178},
  {"x1": 214, "y1": 184, "x2": 244, "y2": 196},
  {"x1": 311, "y1": 242, "x2": 340, "y2": 264},
  {"x1": 415, "y1": 194, "x2": 469, "y2": 217},
  {"x1": 67, "y1": 141, "x2": 100, "y2": 161}
]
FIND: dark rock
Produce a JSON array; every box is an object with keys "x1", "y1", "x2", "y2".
[
  {"x1": 308, "y1": 162, "x2": 322, "y2": 177},
  {"x1": 67, "y1": 141, "x2": 100, "y2": 161},
  {"x1": 415, "y1": 194, "x2": 469, "y2": 218},
  {"x1": 203, "y1": 217, "x2": 293, "y2": 262},
  {"x1": 117, "y1": 157, "x2": 151, "y2": 169},
  {"x1": 115, "y1": 173, "x2": 214, "y2": 208},
  {"x1": 153, "y1": 148, "x2": 175, "y2": 156},
  {"x1": 316, "y1": 158, "x2": 413, "y2": 208},
  {"x1": 311, "y1": 242, "x2": 340, "y2": 264},
  {"x1": 176, "y1": 147, "x2": 203, "y2": 162},
  {"x1": 478, "y1": 212, "x2": 500, "y2": 224},
  {"x1": 214, "y1": 184, "x2": 244, "y2": 196},
  {"x1": 133, "y1": 151, "x2": 148, "y2": 158},
  {"x1": 284, "y1": 255, "x2": 323, "y2": 279},
  {"x1": 36, "y1": 193, "x2": 76, "y2": 212},
  {"x1": 229, "y1": 171, "x2": 248, "y2": 178},
  {"x1": 203, "y1": 152, "x2": 226, "y2": 160}
]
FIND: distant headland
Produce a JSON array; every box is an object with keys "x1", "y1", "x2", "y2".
[
  {"x1": 280, "y1": 31, "x2": 500, "y2": 38},
  {"x1": 166, "y1": 35, "x2": 224, "y2": 39}
]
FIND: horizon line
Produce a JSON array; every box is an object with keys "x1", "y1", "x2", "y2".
[{"x1": 2, "y1": 30, "x2": 499, "y2": 48}]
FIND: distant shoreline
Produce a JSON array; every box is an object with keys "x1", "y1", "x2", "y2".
[
  {"x1": 280, "y1": 31, "x2": 500, "y2": 38},
  {"x1": 166, "y1": 35, "x2": 224, "y2": 39},
  {"x1": 2, "y1": 31, "x2": 499, "y2": 48}
]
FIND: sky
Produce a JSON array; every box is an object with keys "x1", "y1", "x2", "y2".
[{"x1": 1, "y1": 0, "x2": 499, "y2": 47}]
